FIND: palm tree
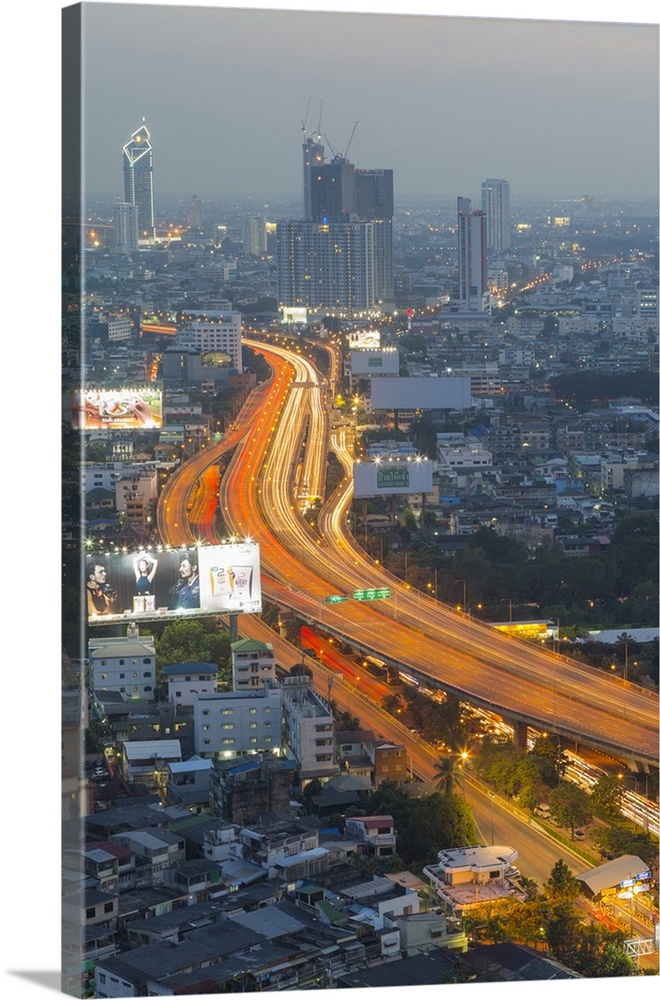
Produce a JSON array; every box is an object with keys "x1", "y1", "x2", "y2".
[
  {"x1": 434, "y1": 750, "x2": 470, "y2": 796},
  {"x1": 434, "y1": 755, "x2": 458, "y2": 795}
]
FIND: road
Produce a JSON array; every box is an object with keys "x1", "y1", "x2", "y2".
[{"x1": 156, "y1": 337, "x2": 659, "y2": 767}]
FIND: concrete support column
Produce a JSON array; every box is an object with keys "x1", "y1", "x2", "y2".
[{"x1": 512, "y1": 720, "x2": 528, "y2": 751}]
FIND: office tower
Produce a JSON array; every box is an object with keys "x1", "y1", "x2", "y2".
[
  {"x1": 276, "y1": 219, "x2": 375, "y2": 318},
  {"x1": 481, "y1": 178, "x2": 511, "y2": 254},
  {"x1": 242, "y1": 215, "x2": 267, "y2": 256},
  {"x1": 112, "y1": 200, "x2": 139, "y2": 255},
  {"x1": 287, "y1": 142, "x2": 394, "y2": 313},
  {"x1": 122, "y1": 119, "x2": 155, "y2": 242},
  {"x1": 302, "y1": 133, "x2": 325, "y2": 220},
  {"x1": 456, "y1": 196, "x2": 488, "y2": 313},
  {"x1": 177, "y1": 309, "x2": 243, "y2": 372},
  {"x1": 356, "y1": 168, "x2": 394, "y2": 305},
  {"x1": 187, "y1": 195, "x2": 203, "y2": 231}
]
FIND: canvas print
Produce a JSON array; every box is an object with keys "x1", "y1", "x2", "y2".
[{"x1": 61, "y1": 3, "x2": 659, "y2": 997}]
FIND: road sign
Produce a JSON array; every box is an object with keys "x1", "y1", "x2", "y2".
[
  {"x1": 353, "y1": 588, "x2": 391, "y2": 601},
  {"x1": 325, "y1": 594, "x2": 349, "y2": 603}
]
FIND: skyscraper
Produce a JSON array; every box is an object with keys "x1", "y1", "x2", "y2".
[
  {"x1": 481, "y1": 178, "x2": 511, "y2": 254},
  {"x1": 302, "y1": 133, "x2": 325, "y2": 221},
  {"x1": 276, "y1": 219, "x2": 375, "y2": 319},
  {"x1": 286, "y1": 132, "x2": 394, "y2": 314},
  {"x1": 456, "y1": 196, "x2": 488, "y2": 313},
  {"x1": 122, "y1": 120, "x2": 155, "y2": 242},
  {"x1": 112, "y1": 200, "x2": 139, "y2": 255}
]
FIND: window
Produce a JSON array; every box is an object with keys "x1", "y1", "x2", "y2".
[
  {"x1": 222, "y1": 724, "x2": 234, "y2": 730},
  {"x1": 143, "y1": 658, "x2": 151, "y2": 664},
  {"x1": 250, "y1": 738, "x2": 257, "y2": 744},
  {"x1": 104, "y1": 902, "x2": 113, "y2": 913},
  {"x1": 249, "y1": 708, "x2": 256, "y2": 714},
  {"x1": 100, "y1": 674, "x2": 107, "y2": 681},
  {"x1": 144, "y1": 686, "x2": 153, "y2": 692},
  {"x1": 85, "y1": 907, "x2": 95, "y2": 919},
  {"x1": 185, "y1": 676, "x2": 191, "y2": 682},
  {"x1": 203, "y1": 739, "x2": 210, "y2": 745},
  {"x1": 119, "y1": 673, "x2": 125, "y2": 679},
  {"x1": 249, "y1": 723, "x2": 257, "y2": 729},
  {"x1": 221, "y1": 709, "x2": 233, "y2": 716},
  {"x1": 132, "y1": 672, "x2": 138, "y2": 679},
  {"x1": 202, "y1": 710, "x2": 209, "y2": 716},
  {"x1": 144, "y1": 671, "x2": 152, "y2": 678},
  {"x1": 175, "y1": 691, "x2": 181, "y2": 698},
  {"x1": 119, "y1": 659, "x2": 125, "y2": 665},
  {"x1": 203, "y1": 725, "x2": 210, "y2": 731}
]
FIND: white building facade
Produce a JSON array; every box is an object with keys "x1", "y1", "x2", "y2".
[
  {"x1": 193, "y1": 682, "x2": 282, "y2": 758},
  {"x1": 88, "y1": 627, "x2": 157, "y2": 701},
  {"x1": 178, "y1": 310, "x2": 243, "y2": 372}
]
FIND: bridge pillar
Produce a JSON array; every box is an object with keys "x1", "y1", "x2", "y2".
[{"x1": 512, "y1": 720, "x2": 528, "y2": 751}]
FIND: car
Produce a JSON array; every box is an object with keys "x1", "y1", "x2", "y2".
[{"x1": 574, "y1": 830, "x2": 585, "y2": 841}]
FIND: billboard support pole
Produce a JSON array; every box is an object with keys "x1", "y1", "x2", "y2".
[{"x1": 229, "y1": 612, "x2": 239, "y2": 643}]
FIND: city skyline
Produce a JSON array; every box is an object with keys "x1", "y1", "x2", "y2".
[{"x1": 79, "y1": 4, "x2": 659, "y2": 206}]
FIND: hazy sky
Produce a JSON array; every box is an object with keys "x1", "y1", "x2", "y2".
[{"x1": 78, "y1": 1, "x2": 659, "y2": 206}]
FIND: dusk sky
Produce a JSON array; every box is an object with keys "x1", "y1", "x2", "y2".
[{"x1": 80, "y1": 1, "x2": 659, "y2": 206}]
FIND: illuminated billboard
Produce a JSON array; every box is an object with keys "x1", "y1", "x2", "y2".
[
  {"x1": 72, "y1": 386, "x2": 163, "y2": 429},
  {"x1": 86, "y1": 542, "x2": 262, "y2": 623},
  {"x1": 349, "y1": 329, "x2": 381, "y2": 349},
  {"x1": 353, "y1": 458, "x2": 433, "y2": 498},
  {"x1": 350, "y1": 349, "x2": 399, "y2": 376}
]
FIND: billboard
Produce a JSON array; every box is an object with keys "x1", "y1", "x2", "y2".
[
  {"x1": 353, "y1": 458, "x2": 433, "y2": 498},
  {"x1": 350, "y1": 349, "x2": 399, "y2": 376},
  {"x1": 370, "y1": 376, "x2": 472, "y2": 411},
  {"x1": 86, "y1": 542, "x2": 262, "y2": 623},
  {"x1": 72, "y1": 386, "x2": 163, "y2": 430},
  {"x1": 349, "y1": 329, "x2": 381, "y2": 349}
]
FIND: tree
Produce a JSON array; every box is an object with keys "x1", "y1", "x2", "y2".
[
  {"x1": 529, "y1": 733, "x2": 567, "y2": 787},
  {"x1": 548, "y1": 782, "x2": 592, "y2": 838},
  {"x1": 589, "y1": 774, "x2": 625, "y2": 819},
  {"x1": 433, "y1": 755, "x2": 459, "y2": 796},
  {"x1": 545, "y1": 859, "x2": 581, "y2": 900}
]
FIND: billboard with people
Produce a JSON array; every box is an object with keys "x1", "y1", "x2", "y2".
[{"x1": 86, "y1": 542, "x2": 262, "y2": 623}]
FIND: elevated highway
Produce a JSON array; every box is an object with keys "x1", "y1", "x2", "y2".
[{"x1": 157, "y1": 339, "x2": 659, "y2": 768}]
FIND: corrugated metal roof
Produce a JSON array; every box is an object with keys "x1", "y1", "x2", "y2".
[
  {"x1": 577, "y1": 854, "x2": 648, "y2": 894},
  {"x1": 124, "y1": 740, "x2": 182, "y2": 759}
]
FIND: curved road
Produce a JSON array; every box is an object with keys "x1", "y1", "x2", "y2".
[{"x1": 157, "y1": 339, "x2": 659, "y2": 766}]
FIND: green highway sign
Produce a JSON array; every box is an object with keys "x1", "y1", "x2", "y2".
[
  {"x1": 353, "y1": 588, "x2": 391, "y2": 601},
  {"x1": 325, "y1": 594, "x2": 349, "y2": 603}
]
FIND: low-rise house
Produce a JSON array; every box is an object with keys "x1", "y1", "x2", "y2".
[
  {"x1": 209, "y1": 753, "x2": 295, "y2": 825},
  {"x1": 344, "y1": 815, "x2": 396, "y2": 858},
  {"x1": 164, "y1": 756, "x2": 212, "y2": 809},
  {"x1": 230, "y1": 637, "x2": 277, "y2": 690},
  {"x1": 164, "y1": 858, "x2": 223, "y2": 903},
  {"x1": 110, "y1": 828, "x2": 186, "y2": 886},
  {"x1": 392, "y1": 910, "x2": 469, "y2": 955},
  {"x1": 281, "y1": 675, "x2": 338, "y2": 782},
  {"x1": 120, "y1": 739, "x2": 182, "y2": 786},
  {"x1": 370, "y1": 741, "x2": 407, "y2": 784},
  {"x1": 423, "y1": 844, "x2": 520, "y2": 914},
  {"x1": 162, "y1": 662, "x2": 218, "y2": 705},
  {"x1": 82, "y1": 841, "x2": 136, "y2": 893}
]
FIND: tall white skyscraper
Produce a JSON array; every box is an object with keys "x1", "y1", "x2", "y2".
[
  {"x1": 481, "y1": 179, "x2": 511, "y2": 254},
  {"x1": 456, "y1": 196, "x2": 488, "y2": 313},
  {"x1": 112, "y1": 200, "x2": 139, "y2": 255}
]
